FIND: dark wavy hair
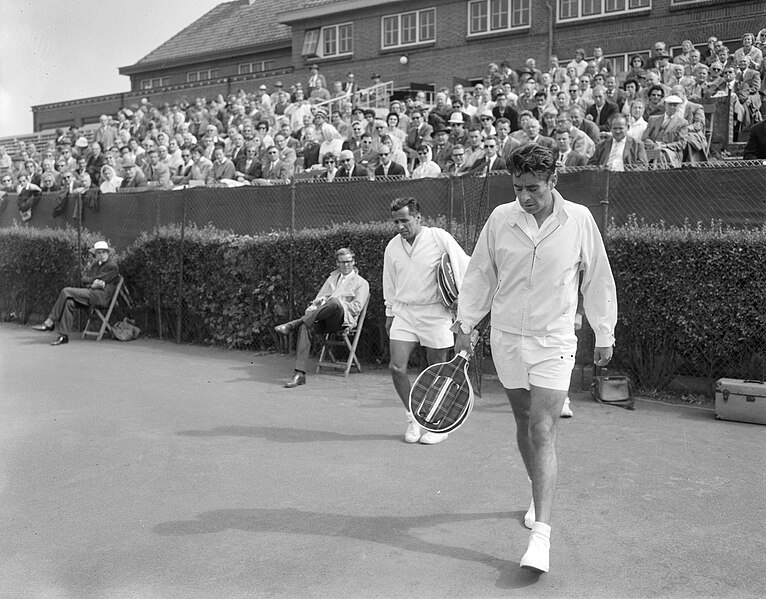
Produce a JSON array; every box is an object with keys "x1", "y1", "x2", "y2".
[
  {"x1": 508, "y1": 144, "x2": 556, "y2": 181},
  {"x1": 390, "y1": 197, "x2": 420, "y2": 215}
]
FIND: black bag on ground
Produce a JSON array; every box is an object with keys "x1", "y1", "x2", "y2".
[{"x1": 591, "y1": 366, "x2": 635, "y2": 410}]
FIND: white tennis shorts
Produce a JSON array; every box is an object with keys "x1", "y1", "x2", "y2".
[
  {"x1": 490, "y1": 328, "x2": 577, "y2": 391},
  {"x1": 389, "y1": 303, "x2": 454, "y2": 349}
]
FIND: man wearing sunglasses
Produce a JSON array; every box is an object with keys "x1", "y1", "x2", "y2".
[
  {"x1": 335, "y1": 150, "x2": 368, "y2": 178},
  {"x1": 275, "y1": 247, "x2": 369, "y2": 388}
]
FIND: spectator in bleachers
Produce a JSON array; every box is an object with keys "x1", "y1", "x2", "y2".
[
  {"x1": 379, "y1": 135, "x2": 408, "y2": 172},
  {"x1": 330, "y1": 110, "x2": 350, "y2": 138},
  {"x1": 521, "y1": 117, "x2": 555, "y2": 150},
  {"x1": 449, "y1": 96, "x2": 473, "y2": 127},
  {"x1": 317, "y1": 121, "x2": 344, "y2": 164},
  {"x1": 478, "y1": 110, "x2": 497, "y2": 138},
  {"x1": 553, "y1": 128, "x2": 587, "y2": 172},
  {"x1": 335, "y1": 149, "x2": 367, "y2": 178},
  {"x1": 626, "y1": 100, "x2": 649, "y2": 142},
  {"x1": 374, "y1": 143, "x2": 407, "y2": 178},
  {"x1": 468, "y1": 135, "x2": 506, "y2": 175},
  {"x1": 444, "y1": 144, "x2": 470, "y2": 176},
  {"x1": 208, "y1": 145, "x2": 237, "y2": 184},
  {"x1": 411, "y1": 144, "x2": 441, "y2": 179},
  {"x1": 586, "y1": 85, "x2": 619, "y2": 132},
  {"x1": 553, "y1": 90, "x2": 570, "y2": 114},
  {"x1": 592, "y1": 46, "x2": 612, "y2": 76},
  {"x1": 0, "y1": 146, "x2": 11, "y2": 177},
  {"x1": 567, "y1": 48, "x2": 588, "y2": 78},
  {"x1": 687, "y1": 66, "x2": 709, "y2": 101},
  {"x1": 447, "y1": 112, "x2": 469, "y2": 148},
  {"x1": 541, "y1": 108, "x2": 559, "y2": 139},
  {"x1": 673, "y1": 40, "x2": 694, "y2": 68},
  {"x1": 384, "y1": 113, "x2": 407, "y2": 149},
  {"x1": 705, "y1": 62, "x2": 728, "y2": 96},
  {"x1": 171, "y1": 148, "x2": 195, "y2": 185},
  {"x1": 309, "y1": 79, "x2": 331, "y2": 104},
  {"x1": 85, "y1": 142, "x2": 107, "y2": 185},
  {"x1": 142, "y1": 149, "x2": 173, "y2": 189},
  {"x1": 463, "y1": 128, "x2": 486, "y2": 168},
  {"x1": 642, "y1": 95, "x2": 689, "y2": 167},
  {"x1": 734, "y1": 55, "x2": 763, "y2": 128},
  {"x1": 702, "y1": 37, "x2": 719, "y2": 66},
  {"x1": 317, "y1": 152, "x2": 339, "y2": 181},
  {"x1": 644, "y1": 85, "x2": 667, "y2": 120},
  {"x1": 626, "y1": 55, "x2": 648, "y2": 88},
  {"x1": 234, "y1": 144, "x2": 263, "y2": 183},
  {"x1": 99, "y1": 165, "x2": 122, "y2": 193},
  {"x1": 307, "y1": 65, "x2": 327, "y2": 96},
  {"x1": 300, "y1": 127, "x2": 320, "y2": 171},
  {"x1": 1, "y1": 174, "x2": 14, "y2": 192},
  {"x1": 589, "y1": 115, "x2": 648, "y2": 170},
  {"x1": 354, "y1": 133, "x2": 379, "y2": 172},
  {"x1": 492, "y1": 91, "x2": 519, "y2": 131},
  {"x1": 431, "y1": 125, "x2": 453, "y2": 171},
  {"x1": 404, "y1": 110, "x2": 433, "y2": 170},
  {"x1": 255, "y1": 145, "x2": 291, "y2": 184},
  {"x1": 735, "y1": 32, "x2": 763, "y2": 70},
  {"x1": 342, "y1": 120, "x2": 364, "y2": 153},
  {"x1": 647, "y1": 41, "x2": 668, "y2": 69},
  {"x1": 548, "y1": 55, "x2": 567, "y2": 87},
  {"x1": 120, "y1": 158, "x2": 147, "y2": 188},
  {"x1": 274, "y1": 133, "x2": 297, "y2": 176},
  {"x1": 604, "y1": 75, "x2": 626, "y2": 111},
  {"x1": 670, "y1": 85, "x2": 708, "y2": 163},
  {"x1": 686, "y1": 49, "x2": 703, "y2": 76},
  {"x1": 16, "y1": 172, "x2": 41, "y2": 194},
  {"x1": 516, "y1": 79, "x2": 538, "y2": 113},
  {"x1": 716, "y1": 45, "x2": 735, "y2": 70},
  {"x1": 569, "y1": 105, "x2": 600, "y2": 144},
  {"x1": 495, "y1": 117, "x2": 521, "y2": 162},
  {"x1": 39, "y1": 171, "x2": 60, "y2": 193}
]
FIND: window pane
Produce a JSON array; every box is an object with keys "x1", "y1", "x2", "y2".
[
  {"x1": 470, "y1": 1, "x2": 487, "y2": 34},
  {"x1": 559, "y1": 0, "x2": 578, "y2": 19},
  {"x1": 582, "y1": 0, "x2": 601, "y2": 16},
  {"x1": 490, "y1": 0, "x2": 508, "y2": 30},
  {"x1": 324, "y1": 26, "x2": 337, "y2": 55},
  {"x1": 302, "y1": 29, "x2": 320, "y2": 55},
  {"x1": 606, "y1": 0, "x2": 625, "y2": 10},
  {"x1": 383, "y1": 16, "x2": 398, "y2": 47},
  {"x1": 339, "y1": 24, "x2": 352, "y2": 54},
  {"x1": 420, "y1": 9, "x2": 435, "y2": 40},
  {"x1": 238, "y1": 64, "x2": 250, "y2": 75},
  {"x1": 401, "y1": 12, "x2": 417, "y2": 44},
  {"x1": 512, "y1": 0, "x2": 530, "y2": 26},
  {"x1": 630, "y1": 0, "x2": 650, "y2": 7}
]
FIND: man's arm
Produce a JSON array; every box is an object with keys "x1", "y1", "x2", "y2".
[{"x1": 578, "y1": 211, "x2": 617, "y2": 349}]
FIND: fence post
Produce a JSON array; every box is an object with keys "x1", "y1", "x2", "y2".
[
  {"x1": 289, "y1": 180, "x2": 296, "y2": 321},
  {"x1": 176, "y1": 192, "x2": 186, "y2": 344},
  {"x1": 601, "y1": 169, "x2": 610, "y2": 238},
  {"x1": 77, "y1": 194, "x2": 83, "y2": 276},
  {"x1": 447, "y1": 177, "x2": 454, "y2": 234}
]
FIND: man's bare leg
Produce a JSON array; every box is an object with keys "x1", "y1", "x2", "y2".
[{"x1": 507, "y1": 384, "x2": 567, "y2": 572}]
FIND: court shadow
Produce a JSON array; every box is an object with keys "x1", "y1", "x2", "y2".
[
  {"x1": 154, "y1": 507, "x2": 536, "y2": 588},
  {"x1": 177, "y1": 425, "x2": 398, "y2": 443}
]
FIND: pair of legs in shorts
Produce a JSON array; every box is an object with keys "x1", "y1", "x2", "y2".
[
  {"x1": 491, "y1": 327, "x2": 576, "y2": 573},
  {"x1": 388, "y1": 303, "x2": 453, "y2": 445}
]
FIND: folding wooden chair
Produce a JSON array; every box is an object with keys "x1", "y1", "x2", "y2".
[
  {"x1": 703, "y1": 103, "x2": 716, "y2": 155},
  {"x1": 316, "y1": 300, "x2": 368, "y2": 377},
  {"x1": 82, "y1": 275, "x2": 124, "y2": 341}
]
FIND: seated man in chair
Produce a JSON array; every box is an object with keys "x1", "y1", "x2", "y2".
[
  {"x1": 275, "y1": 247, "x2": 370, "y2": 388},
  {"x1": 32, "y1": 241, "x2": 120, "y2": 346}
]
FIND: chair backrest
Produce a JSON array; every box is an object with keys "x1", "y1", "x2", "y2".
[
  {"x1": 703, "y1": 103, "x2": 716, "y2": 154},
  {"x1": 351, "y1": 298, "x2": 369, "y2": 333}
]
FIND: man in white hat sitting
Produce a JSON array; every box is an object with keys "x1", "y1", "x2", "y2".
[
  {"x1": 32, "y1": 241, "x2": 120, "y2": 346},
  {"x1": 642, "y1": 94, "x2": 689, "y2": 166}
]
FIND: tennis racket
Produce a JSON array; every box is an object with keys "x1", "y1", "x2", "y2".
[
  {"x1": 408, "y1": 332, "x2": 479, "y2": 434},
  {"x1": 437, "y1": 253, "x2": 459, "y2": 309}
]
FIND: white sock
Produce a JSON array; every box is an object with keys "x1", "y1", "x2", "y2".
[{"x1": 531, "y1": 522, "x2": 551, "y2": 539}]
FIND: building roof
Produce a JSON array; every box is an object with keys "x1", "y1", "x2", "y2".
[{"x1": 128, "y1": 0, "x2": 310, "y2": 69}]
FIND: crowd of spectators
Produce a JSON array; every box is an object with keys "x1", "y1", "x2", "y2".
[{"x1": 1, "y1": 27, "x2": 764, "y2": 198}]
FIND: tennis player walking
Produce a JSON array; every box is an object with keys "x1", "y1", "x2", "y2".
[
  {"x1": 453, "y1": 144, "x2": 617, "y2": 573},
  {"x1": 384, "y1": 197, "x2": 469, "y2": 445}
]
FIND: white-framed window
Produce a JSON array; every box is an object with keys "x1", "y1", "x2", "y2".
[
  {"x1": 140, "y1": 77, "x2": 167, "y2": 90},
  {"x1": 301, "y1": 23, "x2": 353, "y2": 58},
  {"x1": 669, "y1": 0, "x2": 714, "y2": 5},
  {"x1": 381, "y1": 8, "x2": 436, "y2": 49},
  {"x1": 467, "y1": 0, "x2": 530, "y2": 36},
  {"x1": 557, "y1": 0, "x2": 650, "y2": 23},
  {"x1": 238, "y1": 60, "x2": 276, "y2": 75},
  {"x1": 186, "y1": 69, "x2": 219, "y2": 83}
]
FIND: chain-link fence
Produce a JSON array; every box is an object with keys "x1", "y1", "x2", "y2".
[{"x1": 3, "y1": 163, "x2": 766, "y2": 391}]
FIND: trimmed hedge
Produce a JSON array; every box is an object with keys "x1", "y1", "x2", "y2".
[
  {"x1": 609, "y1": 218, "x2": 766, "y2": 387},
  {"x1": 0, "y1": 226, "x2": 105, "y2": 322},
  {"x1": 120, "y1": 219, "x2": 468, "y2": 361}
]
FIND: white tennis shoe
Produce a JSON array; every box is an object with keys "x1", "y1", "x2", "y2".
[
  {"x1": 419, "y1": 431, "x2": 448, "y2": 445},
  {"x1": 404, "y1": 413, "x2": 423, "y2": 443}
]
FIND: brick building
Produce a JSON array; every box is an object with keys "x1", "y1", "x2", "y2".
[{"x1": 30, "y1": 0, "x2": 763, "y2": 132}]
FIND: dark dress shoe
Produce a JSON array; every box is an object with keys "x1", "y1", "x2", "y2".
[
  {"x1": 51, "y1": 335, "x2": 69, "y2": 346},
  {"x1": 32, "y1": 323, "x2": 54, "y2": 331},
  {"x1": 284, "y1": 372, "x2": 306, "y2": 388},
  {"x1": 275, "y1": 323, "x2": 293, "y2": 336}
]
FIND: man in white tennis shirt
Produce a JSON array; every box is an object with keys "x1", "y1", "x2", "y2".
[
  {"x1": 383, "y1": 197, "x2": 469, "y2": 445},
  {"x1": 454, "y1": 144, "x2": 617, "y2": 573}
]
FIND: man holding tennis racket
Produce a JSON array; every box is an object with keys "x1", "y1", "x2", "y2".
[
  {"x1": 384, "y1": 197, "x2": 469, "y2": 445},
  {"x1": 453, "y1": 144, "x2": 617, "y2": 573}
]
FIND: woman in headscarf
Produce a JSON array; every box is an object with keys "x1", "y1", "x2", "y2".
[
  {"x1": 99, "y1": 164, "x2": 123, "y2": 193},
  {"x1": 317, "y1": 122, "x2": 344, "y2": 164},
  {"x1": 410, "y1": 144, "x2": 441, "y2": 179}
]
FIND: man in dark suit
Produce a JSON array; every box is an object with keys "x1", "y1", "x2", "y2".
[
  {"x1": 374, "y1": 144, "x2": 407, "y2": 178},
  {"x1": 743, "y1": 119, "x2": 766, "y2": 159},
  {"x1": 553, "y1": 129, "x2": 588, "y2": 172},
  {"x1": 403, "y1": 110, "x2": 433, "y2": 169},
  {"x1": 468, "y1": 136, "x2": 507, "y2": 174},
  {"x1": 336, "y1": 150, "x2": 369, "y2": 178},
  {"x1": 585, "y1": 86, "x2": 620, "y2": 132},
  {"x1": 255, "y1": 146, "x2": 292, "y2": 184},
  {"x1": 589, "y1": 115, "x2": 648, "y2": 170},
  {"x1": 31, "y1": 241, "x2": 120, "y2": 346}
]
